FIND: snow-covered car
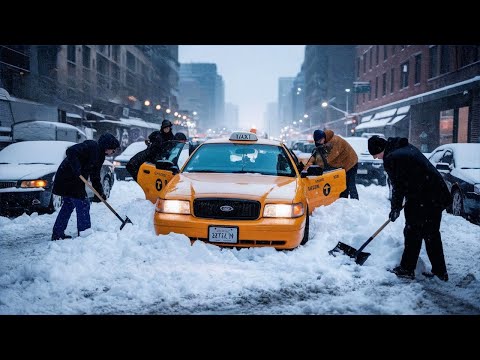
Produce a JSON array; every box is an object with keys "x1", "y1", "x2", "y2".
[
  {"x1": 343, "y1": 136, "x2": 386, "y2": 186},
  {"x1": 136, "y1": 131, "x2": 347, "y2": 250},
  {"x1": 0, "y1": 140, "x2": 115, "y2": 216},
  {"x1": 112, "y1": 141, "x2": 147, "y2": 181},
  {"x1": 427, "y1": 143, "x2": 480, "y2": 223}
]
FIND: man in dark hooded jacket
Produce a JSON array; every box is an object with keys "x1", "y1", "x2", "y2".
[
  {"x1": 51, "y1": 133, "x2": 120, "y2": 240},
  {"x1": 368, "y1": 136, "x2": 452, "y2": 281}
]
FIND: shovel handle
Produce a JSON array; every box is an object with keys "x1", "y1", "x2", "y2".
[{"x1": 79, "y1": 175, "x2": 124, "y2": 223}]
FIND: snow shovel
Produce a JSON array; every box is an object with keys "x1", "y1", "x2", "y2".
[
  {"x1": 328, "y1": 218, "x2": 391, "y2": 265},
  {"x1": 79, "y1": 175, "x2": 133, "y2": 230}
]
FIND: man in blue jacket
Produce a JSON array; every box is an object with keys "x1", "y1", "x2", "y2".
[
  {"x1": 368, "y1": 136, "x2": 452, "y2": 281},
  {"x1": 51, "y1": 133, "x2": 120, "y2": 240}
]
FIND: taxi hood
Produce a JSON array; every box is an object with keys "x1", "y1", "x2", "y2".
[{"x1": 165, "y1": 173, "x2": 298, "y2": 202}]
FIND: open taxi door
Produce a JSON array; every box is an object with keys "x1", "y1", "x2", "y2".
[
  {"x1": 137, "y1": 141, "x2": 189, "y2": 204},
  {"x1": 301, "y1": 165, "x2": 346, "y2": 213}
]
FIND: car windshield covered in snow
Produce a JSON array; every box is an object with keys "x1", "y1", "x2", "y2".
[
  {"x1": 183, "y1": 143, "x2": 296, "y2": 177},
  {"x1": 0, "y1": 141, "x2": 70, "y2": 165}
]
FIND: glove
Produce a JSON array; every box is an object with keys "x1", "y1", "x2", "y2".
[
  {"x1": 92, "y1": 193, "x2": 107, "y2": 203},
  {"x1": 389, "y1": 208, "x2": 401, "y2": 222}
]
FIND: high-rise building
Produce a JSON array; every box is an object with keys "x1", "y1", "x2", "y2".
[
  {"x1": 178, "y1": 63, "x2": 225, "y2": 131},
  {"x1": 225, "y1": 102, "x2": 239, "y2": 130},
  {"x1": 278, "y1": 77, "x2": 294, "y2": 129},
  {"x1": 264, "y1": 101, "x2": 278, "y2": 138}
]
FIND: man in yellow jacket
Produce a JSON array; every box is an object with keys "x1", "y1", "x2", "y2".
[{"x1": 308, "y1": 129, "x2": 359, "y2": 199}]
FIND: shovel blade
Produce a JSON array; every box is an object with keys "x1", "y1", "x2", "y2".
[
  {"x1": 328, "y1": 242, "x2": 371, "y2": 266},
  {"x1": 120, "y1": 216, "x2": 133, "y2": 230},
  {"x1": 328, "y1": 241, "x2": 358, "y2": 258}
]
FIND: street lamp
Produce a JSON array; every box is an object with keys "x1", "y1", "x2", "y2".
[{"x1": 321, "y1": 98, "x2": 353, "y2": 136}]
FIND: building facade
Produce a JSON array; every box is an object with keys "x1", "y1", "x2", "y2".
[
  {"x1": 303, "y1": 45, "x2": 356, "y2": 132},
  {"x1": 0, "y1": 45, "x2": 179, "y2": 124},
  {"x1": 354, "y1": 45, "x2": 480, "y2": 150},
  {"x1": 178, "y1": 63, "x2": 225, "y2": 131}
]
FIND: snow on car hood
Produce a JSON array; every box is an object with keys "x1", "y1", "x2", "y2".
[
  {"x1": 452, "y1": 168, "x2": 480, "y2": 184},
  {"x1": 0, "y1": 164, "x2": 58, "y2": 181},
  {"x1": 165, "y1": 173, "x2": 298, "y2": 201}
]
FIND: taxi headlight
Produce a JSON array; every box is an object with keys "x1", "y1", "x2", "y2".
[
  {"x1": 20, "y1": 180, "x2": 48, "y2": 188},
  {"x1": 263, "y1": 203, "x2": 304, "y2": 218},
  {"x1": 155, "y1": 199, "x2": 191, "y2": 214}
]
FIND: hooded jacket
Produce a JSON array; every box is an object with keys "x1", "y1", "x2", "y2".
[
  {"x1": 383, "y1": 137, "x2": 452, "y2": 210},
  {"x1": 53, "y1": 133, "x2": 119, "y2": 198},
  {"x1": 312, "y1": 130, "x2": 358, "y2": 172}
]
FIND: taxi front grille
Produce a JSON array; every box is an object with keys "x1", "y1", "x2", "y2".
[{"x1": 193, "y1": 198, "x2": 261, "y2": 220}]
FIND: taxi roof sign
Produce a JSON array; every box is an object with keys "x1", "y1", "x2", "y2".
[{"x1": 229, "y1": 132, "x2": 258, "y2": 141}]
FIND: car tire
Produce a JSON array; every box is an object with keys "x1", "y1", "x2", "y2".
[
  {"x1": 300, "y1": 210, "x2": 310, "y2": 246},
  {"x1": 451, "y1": 188, "x2": 465, "y2": 217},
  {"x1": 47, "y1": 194, "x2": 63, "y2": 214},
  {"x1": 102, "y1": 176, "x2": 112, "y2": 199}
]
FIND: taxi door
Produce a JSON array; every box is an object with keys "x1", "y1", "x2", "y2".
[
  {"x1": 302, "y1": 167, "x2": 346, "y2": 213},
  {"x1": 137, "y1": 142, "x2": 188, "y2": 204}
]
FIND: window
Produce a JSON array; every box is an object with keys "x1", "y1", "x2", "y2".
[
  {"x1": 369, "y1": 48, "x2": 372, "y2": 70},
  {"x1": 440, "y1": 46, "x2": 450, "y2": 74},
  {"x1": 356, "y1": 57, "x2": 360, "y2": 77},
  {"x1": 67, "y1": 45, "x2": 76, "y2": 63},
  {"x1": 363, "y1": 53, "x2": 366, "y2": 73},
  {"x1": 400, "y1": 61, "x2": 409, "y2": 88},
  {"x1": 383, "y1": 45, "x2": 387, "y2": 60},
  {"x1": 459, "y1": 45, "x2": 480, "y2": 67},
  {"x1": 376, "y1": 45, "x2": 379, "y2": 65},
  {"x1": 97, "y1": 55, "x2": 108, "y2": 76},
  {"x1": 112, "y1": 45, "x2": 120, "y2": 63},
  {"x1": 391, "y1": 45, "x2": 396, "y2": 55},
  {"x1": 111, "y1": 63, "x2": 120, "y2": 80},
  {"x1": 429, "y1": 46, "x2": 438, "y2": 78},
  {"x1": 382, "y1": 73, "x2": 387, "y2": 96},
  {"x1": 439, "y1": 109, "x2": 454, "y2": 145},
  {"x1": 458, "y1": 106, "x2": 469, "y2": 143},
  {"x1": 126, "y1": 51, "x2": 136, "y2": 72},
  {"x1": 390, "y1": 68, "x2": 395, "y2": 93},
  {"x1": 82, "y1": 46, "x2": 90, "y2": 68},
  {"x1": 375, "y1": 76, "x2": 378, "y2": 99},
  {"x1": 414, "y1": 54, "x2": 422, "y2": 84}
]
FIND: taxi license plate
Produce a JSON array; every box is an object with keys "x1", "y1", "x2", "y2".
[
  {"x1": 357, "y1": 169, "x2": 368, "y2": 174},
  {"x1": 208, "y1": 226, "x2": 238, "y2": 243}
]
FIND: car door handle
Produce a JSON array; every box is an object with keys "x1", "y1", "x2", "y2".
[{"x1": 143, "y1": 169, "x2": 150, "y2": 174}]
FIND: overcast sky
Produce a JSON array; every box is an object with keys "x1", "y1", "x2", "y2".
[{"x1": 179, "y1": 45, "x2": 305, "y2": 130}]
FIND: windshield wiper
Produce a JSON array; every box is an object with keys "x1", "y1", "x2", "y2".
[
  {"x1": 0, "y1": 162, "x2": 10, "y2": 164},
  {"x1": 19, "y1": 162, "x2": 55, "y2": 165},
  {"x1": 460, "y1": 167, "x2": 480, "y2": 169}
]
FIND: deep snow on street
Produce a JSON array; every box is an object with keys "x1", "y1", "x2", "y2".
[{"x1": 1, "y1": 181, "x2": 479, "y2": 315}]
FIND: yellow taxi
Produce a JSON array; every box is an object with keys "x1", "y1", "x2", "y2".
[{"x1": 137, "y1": 132, "x2": 346, "y2": 250}]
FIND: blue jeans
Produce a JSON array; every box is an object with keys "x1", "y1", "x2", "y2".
[{"x1": 52, "y1": 197, "x2": 91, "y2": 237}]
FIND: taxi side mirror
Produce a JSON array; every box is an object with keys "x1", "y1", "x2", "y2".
[
  {"x1": 156, "y1": 160, "x2": 175, "y2": 171},
  {"x1": 306, "y1": 165, "x2": 323, "y2": 176}
]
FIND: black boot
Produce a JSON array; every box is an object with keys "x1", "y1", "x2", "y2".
[
  {"x1": 422, "y1": 271, "x2": 448, "y2": 282},
  {"x1": 389, "y1": 265, "x2": 415, "y2": 280},
  {"x1": 51, "y1": 234, "x2": 73, "y2": 241}
]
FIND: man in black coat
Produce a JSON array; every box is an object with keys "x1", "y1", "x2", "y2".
[
  {"x1": 51, "y1": 133, "x2": 120, "y2": 240},
  {"x1": 368, "y1": 136, "x2": 452, "y2": 281}
]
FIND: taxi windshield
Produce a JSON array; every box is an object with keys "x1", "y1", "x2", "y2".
[{"x1": 183, "y1": 143, "x2": 296, "y2": 177}]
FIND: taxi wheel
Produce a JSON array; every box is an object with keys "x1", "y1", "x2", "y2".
[{"x1": 300, "y1": 211, "x2": 310, "y2": 246}]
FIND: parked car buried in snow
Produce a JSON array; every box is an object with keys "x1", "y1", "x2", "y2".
[
  {"x1": 136, "y1": 132, "x2": 347, "y2": 250},
  {"x1": 427, "y1": 143, "x2": 480, "y2": 223},
  {"x1": 0, "y1": 140, "x2": 115, "y2": 216}
]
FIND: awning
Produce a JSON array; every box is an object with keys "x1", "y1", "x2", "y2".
[
  {"x1": 355, "y1": 117, "x2": 392, "y2": 130},
  {"x1": 387, "y1": 115, "x2": 406, "y2": 126},
  {"x1": 66, "y1": 112, "x2": 82, "y2": 119}
]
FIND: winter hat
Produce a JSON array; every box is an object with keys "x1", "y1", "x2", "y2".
[
  {"x1": 161, "y1": 119, "x2": 173, "y2": 130},
  {"x1": 313, "y1": 129, "x2": 326, "y2": 142},
  {"x1": 368, "y1": 135, "x2": 387, "y2": 155},
  {"x1": 98, "y1": 133, "x2": 120, "y2": 150}
]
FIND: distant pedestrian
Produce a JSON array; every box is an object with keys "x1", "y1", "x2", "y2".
[
  {"x1": 51, "y1": 133, "x2": 120, "y2": 240},
  {"x1": 368, "y1": 135, "x2": 452, "y2": 281},
  {"x1": 308, "y1": 129, "x2": 359, "y2": 199}
]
